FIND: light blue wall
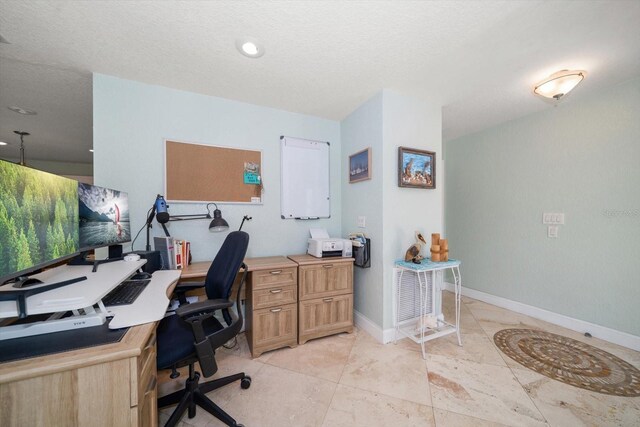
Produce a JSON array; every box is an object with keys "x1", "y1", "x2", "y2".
[
  {"x1": 445, "y1": 77, "x2": 640, "y2": 336},
  {"x1": 341, "y1": 93, "x2": 384, "y2": 326},
  {"x1": 93, "y1": 74, "x2": 341, "y2": 260},
  {"x1": 341, "y1": 90, "x2": 443, "y2": 330}
]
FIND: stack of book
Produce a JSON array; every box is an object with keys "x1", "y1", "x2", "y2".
[{"x1": 154, "y1": 237, "x2": 191, "y2": 270}]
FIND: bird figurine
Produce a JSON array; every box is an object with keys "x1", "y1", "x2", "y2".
[
  {"x1": 404, "y1": 231, "x2": 427, "y2": 264},
  {"x1": 404, "y1": 244, "x2": 423, "y2": 263}
]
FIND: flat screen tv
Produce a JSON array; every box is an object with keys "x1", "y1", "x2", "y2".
[
  {"x1": 0, "y1": 160, "x2": 80, "y2": 285},
  {"x1": 78, "y1": 183, "x2": 131, "y2": 251}
]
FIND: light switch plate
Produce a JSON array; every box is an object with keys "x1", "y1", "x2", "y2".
[
  {"x1": 548, "y1": 225, "x2": 559, "y2": 238},
  {"x1": 357, "y1": 216, "x2": 366, "y2": 228},
  {"x1": 543, "y1": 213, "x2": 565, "y2": 225}
]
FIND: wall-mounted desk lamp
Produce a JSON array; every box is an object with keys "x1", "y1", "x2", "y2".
[
  {"x1": 167, "y1": 203, "x2": 230, "y2": 232},
  {"x1": 145, "y1": 195, "x2": 229, "y2": 250}
]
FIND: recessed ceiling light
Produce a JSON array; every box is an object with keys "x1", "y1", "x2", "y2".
[
  {"x1": 89, "y1": 149, "x2": 94, "y2": 153},
  {"x1": 235, "y1": 38, "x2": 265, "y2": 58},
  {"x1": 8, "y1": 106, "x2": 37, "y2": 115},
  {"x1": 0, "y1": 141, "x2": 8, "y2": 146}
]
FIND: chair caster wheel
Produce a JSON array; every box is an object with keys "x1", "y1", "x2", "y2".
[{"x1": 241, "y1": 376, "x2": 251, "y2": 389}]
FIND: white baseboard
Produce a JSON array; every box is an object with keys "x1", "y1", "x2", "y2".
[
  {"x1": 444, "y1": 283, "x2": 640, "y2": 352},
  {"x1": 353, "y1": 310, "x2": 396, "y2": 344}
]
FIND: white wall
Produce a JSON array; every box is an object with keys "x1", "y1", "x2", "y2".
[
  {"x1": 93, "y1": 74, "x2": 341, "y2": 260},
  {"x1": 381, "y1": 91, "x2": 443, "y2": 328},
  {"x1": 445, "y1": 77, "x2": 640, "y2": 336},
  {"x1": 341, "y1": 93, "x2": 384, "y2": 326},
  {"x1": 2, "y1": 158, "x2": 93, "y2": 177}
]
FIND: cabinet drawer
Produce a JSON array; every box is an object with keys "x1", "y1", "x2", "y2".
[
  {"x1": 138, "y1": 369, "x2": 157, "y2": 427},
  {"x1": 131, "y1": 330, "x2": 157, "y2": 407},
  {"x1": 252, "y1": 267, "x2": 297, "y2": 290},
  {"x1": 252, "y1": 303, "x2": 297, "y2": 349},
  {"x1": 138, "y1": 331, "x2": 156, "y2": 376},
  {"x1": 298, "y1": 263, "x2": 353, "y2": 300},
  {"x1": 252, "y1": 283, "x2": 297, "y2": 310},
  {"x1": 299, "y1": 294, "x2": 353, "y2": 343}
]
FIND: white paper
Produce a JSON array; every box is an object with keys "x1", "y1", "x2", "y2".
[{"x1": 309, "y1": 228, "x2": 330, "y2": 239}]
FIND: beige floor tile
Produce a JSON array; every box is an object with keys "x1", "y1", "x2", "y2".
[
  {"x1": 426, "y1": 353, "x2": 547, "y2": 426},
  {"x1": 512, "y1": 367, "x2": 640, "y2": 427},
  {"x1": 206, "y1": 364, "x2": 337, "y2": 426},
  {"x1": 322, "y1": 384, "x2": 435, "y2": 426},
  {"x1": 441, "y1": 292, "x2": 487, "y2": 336},
  {"x1": 158, "y1": 353, "x2": 265, "y2": 425},
  {"x1": 339, "y1": 330, "x2": 431, "y2": 406},
  {"x1": 217, "y1": 332, "x2": 276, "y2": 363},
  {"x1": 157, "y1": 297, "x2": 640, "y2": 427},
  {"x1": 265, "y1": 331, "x2": 356, "y2": 382},
  {"x1": 423, "y1": 332, "x2": 508, "y2": 367},
  {"x1": 470, "y1": 308, "x2": 543, "y2": 338},
  {"x1": 433, "y1": 407, "x2": 511, "y2": 426}
]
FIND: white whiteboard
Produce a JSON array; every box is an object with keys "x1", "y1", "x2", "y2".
[{"x1": 280, "y1": 136, "x2": 330, "y2": 219}]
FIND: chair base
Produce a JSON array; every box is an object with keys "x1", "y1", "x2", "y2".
[{"x1": 158, "y1": 364, "x2": 250, "y2": 427}]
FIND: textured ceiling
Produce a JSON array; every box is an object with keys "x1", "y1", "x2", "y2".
[{"x1": 0, "y1": 1, "x2": 639, "y2": 164}]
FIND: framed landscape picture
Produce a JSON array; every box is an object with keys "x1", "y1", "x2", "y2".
[
  {"x1": 398, "y1": 147, "x2": 435, "y2": 189},
  {"x1": 349, "y1": 147, "x2": 372, "y2": 183}
]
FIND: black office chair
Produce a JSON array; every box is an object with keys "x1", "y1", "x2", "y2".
[{"x1": 156, "y1": 231, "x2": 250, "y2": 427}]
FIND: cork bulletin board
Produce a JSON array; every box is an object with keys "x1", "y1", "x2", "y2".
[{"x1": 164, "y1": 140, "x2": 263, "y2": 203}]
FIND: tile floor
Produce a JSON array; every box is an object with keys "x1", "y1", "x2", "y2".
[{"x1": 157, "y1": 291, "x2": 640, "y2": 426}]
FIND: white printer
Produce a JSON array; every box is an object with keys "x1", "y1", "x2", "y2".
[{"x1": 307, "y1": 228, "x2": 352, "y2": 258}]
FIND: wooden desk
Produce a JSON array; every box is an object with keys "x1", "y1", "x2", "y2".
[
  {"x1": 0, "y1": 276, "x2": 179, "y2": 427},
  {"x1": 180, "y1": 261, "x2": 211, "y2": 279}
]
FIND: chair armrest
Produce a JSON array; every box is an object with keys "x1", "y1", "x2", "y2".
[
  {"x1": 175, "y1": 281, "x2": 205, "y2": 291},
  {"x1": 175, "y1": 299, "x2": 233, "y2": 320}
]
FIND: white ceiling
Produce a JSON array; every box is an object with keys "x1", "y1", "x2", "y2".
[{"x1": 0, "y1": 1, "x2": 639, "y2": 164}]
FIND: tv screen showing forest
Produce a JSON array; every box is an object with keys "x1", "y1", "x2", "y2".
[{"x1": 0, "y1": 160, "x2": 79, "y2": 281}]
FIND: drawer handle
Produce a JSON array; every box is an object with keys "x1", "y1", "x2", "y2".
[
  {"x1": 270, "y1": 270, "x2": 282, "y2": 275},
  {"x1": 270, "y1": 308, "x2": 282, "y2": 313},
  {"x1": 144, "y1": 334, "x2": 157, "y2": 351},
  {"x1": 323, "y1": 298, "x2": 333, "y2": 303},
  {"x1": 322, "y1": 264, "x2": 333, "y2": 268},
  {"x1": 269, "y1": 289, "x2": 282, "y2": 294},
  {"x1": 144, "y1": 375, "x2": 157, "y2": 396}
]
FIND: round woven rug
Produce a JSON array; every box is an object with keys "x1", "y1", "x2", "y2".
[{"x1": 494, "y1": 329, "x2": 640, "y2": 396}]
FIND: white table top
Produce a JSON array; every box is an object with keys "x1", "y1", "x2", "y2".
[{"x1": 0, "y1": 260, "x2": 146, "y2": 318}]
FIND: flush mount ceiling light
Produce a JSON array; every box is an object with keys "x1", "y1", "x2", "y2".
[
  {"x1": 235, "y1": 38, "x2": 265, "y2": 58},
  {"x1": 0, "y1": 141, "x2": 8, "y2": 146},
  {"x1": 534, "y1": 70, "x2": 586, "y2": 101},
  {"x1": 8, "y1": 106, "x2": 37, "y2": 115}
]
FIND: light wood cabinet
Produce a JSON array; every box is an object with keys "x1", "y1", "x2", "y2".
[
  {"x1": 288, "y1": 255, "x2": 354, "y2": 345},
  {"x1": 245, "y1": 257, "x2": 299, "y2": 358},
  {"x1": 0, "y1": 323, "x2": 160, "y2": 427}
]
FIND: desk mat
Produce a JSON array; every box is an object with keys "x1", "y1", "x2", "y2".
[{"x1": 0, "y1": 321, "x2": 128, "y2": 364}]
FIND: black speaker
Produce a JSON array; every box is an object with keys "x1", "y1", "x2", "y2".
[
  {"x1": 130, "y1": 250, "x2": 162, "y2": 274},
  {"x1": 108, "y1": 244, "x2": 123, "y2": 259}
]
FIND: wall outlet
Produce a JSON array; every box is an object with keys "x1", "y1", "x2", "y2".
[
  {"x1": 543, "y1": 213, "x2": 565, "y2": 225},
  {"x1": 548, "y1": 225, "x2": 559, "y2": 238},
  {"x1": 357, "y1": 216, "x2": 366, "y2": 228}
]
